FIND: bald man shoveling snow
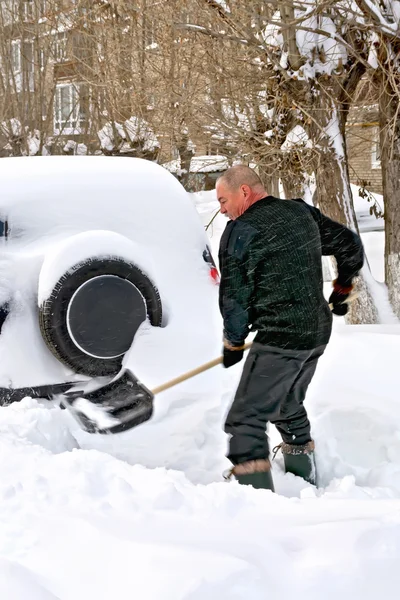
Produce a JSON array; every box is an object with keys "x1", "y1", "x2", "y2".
[{"x1": 217, "y1": 165, "x2": 364, "y2": 491}]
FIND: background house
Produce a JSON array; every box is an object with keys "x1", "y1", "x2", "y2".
[
  {"x1": 0, "y1": 2, "x2": 385, "y2": 198},
  {"x1": 163, "y1": 155, "x2": 229, "y2": 192},
  {"x1": 346, "y1": 81, "x2": 382, "y2": 195}
]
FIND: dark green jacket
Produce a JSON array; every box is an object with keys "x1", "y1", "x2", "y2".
[{"x1": 218, "y1": 196, "x2": 364, "y2": 351}]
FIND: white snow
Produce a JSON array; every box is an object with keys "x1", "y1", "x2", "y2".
[
  {"x1": 213, "y1": 0, "x2": 231, "y2": 12},
  {"x1": 367, "y1": 31, "x2": 380, "y2": 69},
  {"x1": 163, "y1": 155, "x2": 229, "y2": 175},
  {"x1": 0, "y1": 157, "x2": 221, "y2": 393},
  {"x1": 63, "y1": 140, "x2": 88, "y2": 156},
  {"x1": 37, "y1": 230, "x2": 159, "y2": 305},
  {"x1": 281, "y1": 125, "x2": 312, "y2": 151},
  {"x1": 351, "y1": 183, "x2": 384, "y2": 233},
  {"x1": 261, "y1": 12, "x2": 283, "y2": 47},
  {"x1": 1, "y1": 117, "x2": 22, "y2": 138},
  {"x1": 296, "y1": 14, "x2": 347, "y2": 76},
  {"x1": 98, "y1": 118, "x2": 159, "y2": 153},
  {"x1": 261, "y1": 11, "x2": 347, "y2": 78},
  {"x1": 0, "y1": 167, "x2": 399, "y2": 599}
]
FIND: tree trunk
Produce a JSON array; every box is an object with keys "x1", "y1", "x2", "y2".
[
  {"x1": 379, "y1": 71, "x2": 400, "y2": 319},
  {"x1": 280, "y1": 152, "x2": 311, "y2": 199},
  {"x1": 281, "y1": 173, "x2": 307, "y2": 199},
  {"x1": 255, "y1": 155, "x2": 280, "y2": 197},
  {"x1": 265, "y1": 175, "x2": 280, "y2": 198},
  {"x1": 309, "y1": 82, "x2": 379, "y2": 324},
  {"x1": 176, "y1": 132, "x2": 195, "y2": 190}
]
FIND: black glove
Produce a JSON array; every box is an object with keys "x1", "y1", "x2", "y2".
[
  {"x1": 329, "y1": 281, "x2": 353, "y2": 316},
  {"x1": 222, "y1": 346, "x2": 244, "y2": 368}
]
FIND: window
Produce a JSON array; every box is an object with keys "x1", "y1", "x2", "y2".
[
  {"x1": 371, "y1": 127, "x2": 381, "y2": 169},
  {"x1": 72, "y1": 32, "x2": 88, "y2": 62},
  {"x1": 54, "y1": 83, "x2": 87, "y2": 135},
  {"x1": 40, "y1": 0, "x2": 47, "y2": 17},
  {"x1": 1, "y1": 0, "x2": 17, "y2": 26},
  {"x1": 143, "y1": 15, "x2": 157, "y2": 49},
  {"x1": 98, "y1": 87, "x2": 108, "y2": 116},
  {"x1": 23, "y1": 0, "x2": 34, "y2": 21},
  {"x1": 23, "y1": 41, "x2": 34, "y2": 91},
  {"x1": 11, "y1": 40, "x2": 21, "y2": 74},
  {"x1": 39, "y1": 48, "x2": 45, "y2": 70},
  {"x1": 53, "y1": 32, "x2": 68, "y2": 62},
  {"x1": 41, "y1": 0, "x2": 63, "y2": 13}
]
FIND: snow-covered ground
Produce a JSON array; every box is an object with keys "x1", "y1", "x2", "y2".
[{"x1": 1, "y1": 184, "x2": 400, "y2": 600}]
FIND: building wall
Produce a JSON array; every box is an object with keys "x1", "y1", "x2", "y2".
[{"x1": 346, "y1": 124, "x2": 383, "y2": 195}]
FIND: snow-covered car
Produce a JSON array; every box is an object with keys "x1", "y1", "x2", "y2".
[{"x1": 0, "y1": 156, "x2": 220, "y2": 430}]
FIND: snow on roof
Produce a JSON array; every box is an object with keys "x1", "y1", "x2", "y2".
[
  {"x1": 163, "y1": 155, "x2": 228, "y2": 175},
  {"x1": 190, "y1": 155, "x2": 228, "y2": 173}
]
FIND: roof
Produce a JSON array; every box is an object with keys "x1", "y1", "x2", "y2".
[{"x1": 163, "y1": 155, "x2": 228, "y2": 175}]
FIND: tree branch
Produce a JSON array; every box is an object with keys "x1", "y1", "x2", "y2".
[{"x1": 354, "y1": 0, "x2": 400, "y2": 38}]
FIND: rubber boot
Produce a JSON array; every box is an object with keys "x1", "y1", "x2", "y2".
[
  {"x1": 281, "y1": 441, "x2": 316, "y2": 485},
  {"x1": 228, "y1": 459, "x2": 275, "y2": 491}
]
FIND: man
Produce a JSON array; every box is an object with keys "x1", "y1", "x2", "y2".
[{"x1": 217, "y1": 165, "x2": 364, "y2": 491}]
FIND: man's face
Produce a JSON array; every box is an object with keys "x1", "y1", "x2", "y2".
[{"x1": 216, "y1": 180, "x2": 245, "y2": 220}]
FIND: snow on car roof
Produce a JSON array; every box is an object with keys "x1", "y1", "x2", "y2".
[{"x1": 0, "y1": 156, "x2": 205, "y2": 251}]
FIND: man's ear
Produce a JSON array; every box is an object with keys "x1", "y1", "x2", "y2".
[{"x1": 241, "y1": 184, "x2": 251, "y2": 197}]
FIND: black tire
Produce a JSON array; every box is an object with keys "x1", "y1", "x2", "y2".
[{"x1": 39, "y1": 257, "x2": 162, "y2": 377}]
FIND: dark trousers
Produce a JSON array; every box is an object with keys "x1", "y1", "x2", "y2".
[{"x1": 224, "y1": 342, "x2": 326, "y2": 465}]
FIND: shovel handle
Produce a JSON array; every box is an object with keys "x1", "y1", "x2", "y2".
[
  {"x1": 150, "y1": 290, "x2": 360, "y2": 396},
  {"x1": 151, "y1": 342, "x2": 253, "y2": 396}
]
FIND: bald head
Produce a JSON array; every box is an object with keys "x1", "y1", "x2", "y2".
[
  {"x1": 216, "y1": 165, "x2": 267, "y2": 220},
  {"x1": 217, "y1": 165, "x2": 264, "y2": 192}
]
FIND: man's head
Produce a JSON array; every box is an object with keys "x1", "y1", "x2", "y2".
[{"x1": 216, "y1": 165, "x2": 266, "y2": 220}]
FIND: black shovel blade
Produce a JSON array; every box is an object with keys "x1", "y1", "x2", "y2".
[
  {"x1": 0, "y1": 382, "x2": 85, "y2": 406},
  {"x1": 59, "y1": 370, "x2": 154, "y2": 435}
]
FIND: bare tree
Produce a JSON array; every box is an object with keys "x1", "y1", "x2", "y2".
[
  {"x1": 352, "y1": 0, "x2": 400, "y2": 318},
  {"x1": 177, "y1": 0, "x2": 400, "y2": 323},
  {"x1": 1, "y1": 0, "x2": 398, "y2": 320}
]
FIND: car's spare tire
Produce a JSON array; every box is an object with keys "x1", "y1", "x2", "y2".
[{"x1": 39, "y1": 253, "x2": 162, "y2": 377}]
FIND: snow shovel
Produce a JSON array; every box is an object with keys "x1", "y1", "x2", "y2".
[{"x1": 59, "y1": 342, "x2": 253, "y2": 435}]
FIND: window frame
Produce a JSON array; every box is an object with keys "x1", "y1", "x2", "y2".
[
  {"x1": 53, "y1": 31, "x2": 68, "y2": 63},
  {"x1": 53, "y1": 82, "x2": 87, "y2": 135},
  {"x1": 371, "y1": 127, "x2": 381, "y2": 170},
  {"x1": 23, "y1": 0, "x2": 34, "y2": 21},
  {"x1": 11, "y1": 40, "x2": 22, "y2": 75}
]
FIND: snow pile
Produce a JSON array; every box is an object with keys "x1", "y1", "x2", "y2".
[
  {"x1": 1, "y1": 322, "x2": 400, "y2": 600},
  {"x1": 350, "y1": 183, "x2": 384, "y2": 233},
  {"x1": 0, "y1": 120, "x2": 48, "y2": 156},
  {"x1": 63, "y1": 140, "x2": 88, "y2": 156}
]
